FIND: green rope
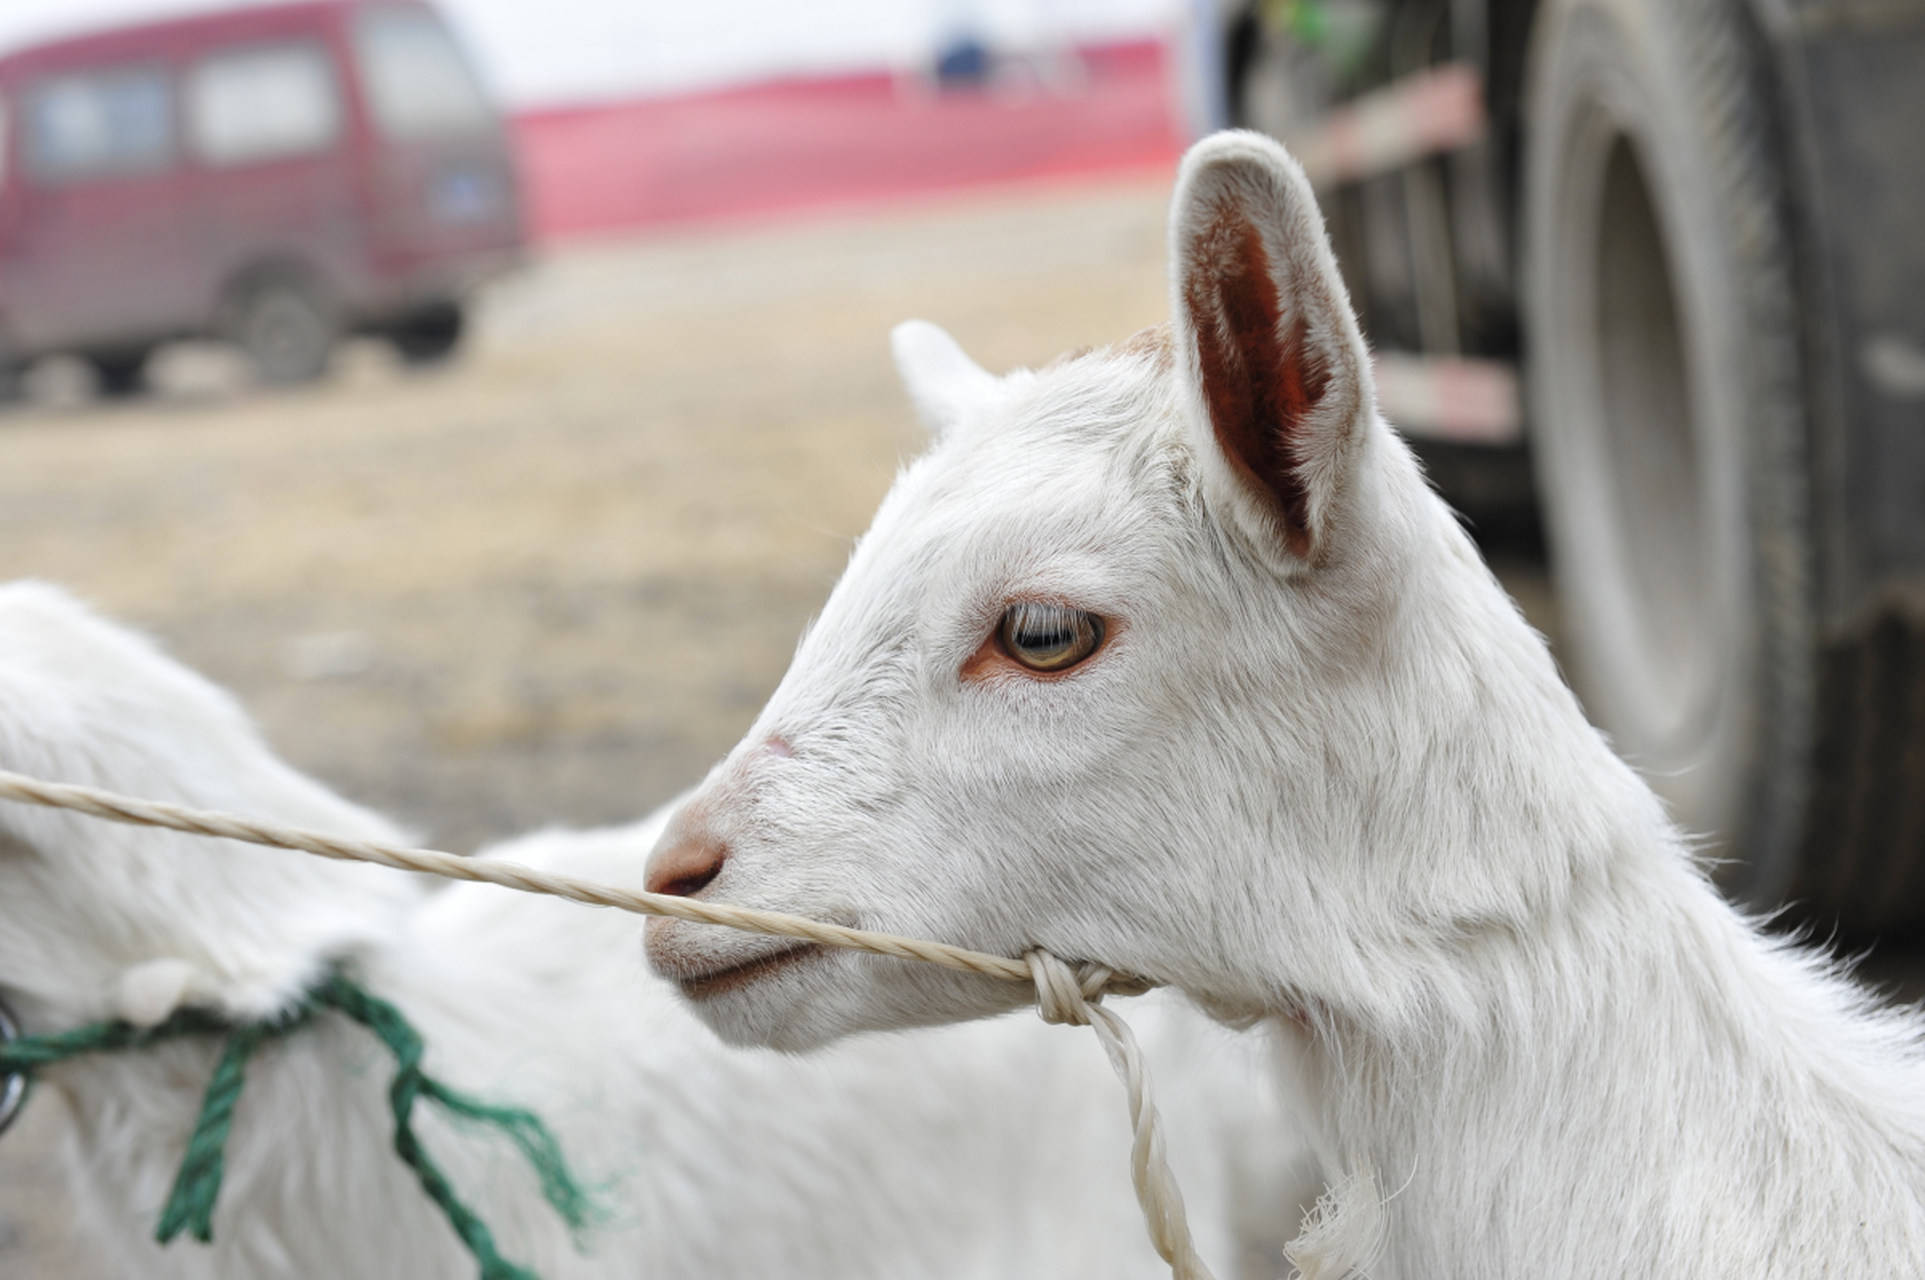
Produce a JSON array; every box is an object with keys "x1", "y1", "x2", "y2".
[
  {"x1": 310, "y1": 974, "x2": 598, "y2": 1279},
  {"x1": 0, "y1": 971, "x2": 596, "y2": 1280},
  {"x1": 156, "y1": 1014, "x2": 307, "y2": 1243},
  {"x1": 0, "y1": 1005, "x2": 235, "y2": 1069}
]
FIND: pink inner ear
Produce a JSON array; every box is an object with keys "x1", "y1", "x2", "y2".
[{"x1": 1187, "y1": 208, "x2": 1329, "y2": 557}]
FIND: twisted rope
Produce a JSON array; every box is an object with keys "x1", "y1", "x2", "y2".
[
  {"x1": 0, "y1": 767, "x2": 1215, "y2": 1280},
  {"x1": 155, "y1": 1017, "x2": 284, "y2": 1245},
  {"x1": 1026, "y1": 951, "x2": 1214, "y2": 1280},
  {"x1": 313, "y1": 973, "x2": 600, "y2": 1280},
  {"x1": 0, "y1": 770, "x2": 1030, "y2": 984}
]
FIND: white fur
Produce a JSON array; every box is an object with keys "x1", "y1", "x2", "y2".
[
  {"x1": 644, "y1": 131, "x2": 1925, "y2": 1278},
  {"x1": 0, "y1": 580, "x2": 1302, "y2": 1279}
]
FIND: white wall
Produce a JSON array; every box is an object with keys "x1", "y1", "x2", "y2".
[{"x1": 0, "y1": 0, "x2": 1183, "y2": 108}]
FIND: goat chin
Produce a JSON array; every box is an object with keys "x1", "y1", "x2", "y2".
[
  {"x1": 0, "y1": 578, "x2": 1306, "y2": 1280},
  {"x1": 642, "y1": 129, "x2": 1925, "y2": 1279}
]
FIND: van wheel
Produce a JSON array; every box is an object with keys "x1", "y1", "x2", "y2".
[
  {"x1": 88, "y1": 351, "x2": 149, "y2": 398},
  {"x1": 226, "y1": 276, "x2": 337, "y2": 385},
  {"x1": 386, "y1": 302, "x2": 465, "y2": 366},
  {"x1": 1523, "y1": 0, "x2": 1816, "y2": 908}
]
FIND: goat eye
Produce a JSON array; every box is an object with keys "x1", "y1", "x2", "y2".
[{"x1": 997, "y1": 603, "x2": 1104, "y2": 672}]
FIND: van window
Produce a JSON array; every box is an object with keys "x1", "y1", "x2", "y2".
[
  {"x1": 353, "y1": 9, "x2": 492, "y2": 141},
  {"x1": 189, "y1": 43, "x2": 342, "y2": 167},
  {"x1": 26, "y1": 66, "x2": 172, "y2": 182}
]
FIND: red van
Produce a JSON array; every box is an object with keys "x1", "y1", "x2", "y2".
[{"x1": 0, "y1": 0, "x2": 523, "y2": 393}]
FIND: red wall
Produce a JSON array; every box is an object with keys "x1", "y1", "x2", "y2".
[{"x1": 511, "y1": 40, "x2": 1184, "y2": 239}]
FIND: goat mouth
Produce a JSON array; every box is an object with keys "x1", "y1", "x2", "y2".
[{"x1": 674, "y1": 943, "x2": 821, "y2": 1000}]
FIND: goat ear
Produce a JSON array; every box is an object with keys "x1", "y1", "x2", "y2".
[
  {"x1": 1171, "y1": 131, "x2": 1372, "y2": 562},
  {"x1": 891, "y1": 320, "x2": 1001, "y2": 439}
]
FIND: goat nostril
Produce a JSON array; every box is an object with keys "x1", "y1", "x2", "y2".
[
  {"x1": 659, "y1": 866, "x2": 722, "y2": 898},
  {"x1": 645, "y1": 835, "x2": 728, "y2": 899}
]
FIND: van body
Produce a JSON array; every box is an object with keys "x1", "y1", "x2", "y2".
[{"x1": 0, "y1": 0, "x2": 523, "y2": 388}]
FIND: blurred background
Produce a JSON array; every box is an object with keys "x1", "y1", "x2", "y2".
[{"x1": 0, "y1": 0, "x2": 1920, "y2": 1274}]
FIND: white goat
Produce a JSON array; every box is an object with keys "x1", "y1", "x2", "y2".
[
  {"x1": 640, "y1": 130, "x2": 1925, "y2": 1278},
  {"x1": 0, "y1": 580, "x2": 1299, "y2": 1280}
]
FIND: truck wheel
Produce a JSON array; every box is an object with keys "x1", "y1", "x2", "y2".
[
  {"x1": 1523, "y1": 0, "x2": 1816, "y2": 908},
  {"x1": 88, "y1": 350, "x2": 150, "y2": 398},
  {"x1": 226, "y1": 276, "x2": 337, "y2": 386},
  {"x1": 386, "y1": 301, "x2": 465, "y2": 366}
]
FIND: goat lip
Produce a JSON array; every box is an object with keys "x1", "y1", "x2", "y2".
[{"x1": 672, "y1": 943, "x2": 821, "y2": 1000}]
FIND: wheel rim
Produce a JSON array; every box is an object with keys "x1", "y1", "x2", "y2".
[
  {"x1": 1586, "y1": 135, "x2": 1718, "y2": 753},
  {"x1": 1530, "y1": 69, "x2": 1757, "y2": 851},
  {"x1": 245, "y1": 288, "x2": 329, "y2": 381}
]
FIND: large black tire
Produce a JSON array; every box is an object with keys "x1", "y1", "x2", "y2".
[
  {"x1": 1523, "y1": 0, "x2": 1819, "y2": 909},
  {"x1": 385, "y1": 301, "x2": 466, "y2": 366},
  {"x1": 224, "y1": 274, "x2": 338, "y2": 386},
  {"x1": 88, "y1": 349, "x2": 150, "y2": 398},
  {"x1": 1802, "y1": 612, "x2": 1925, "y2": 928}
]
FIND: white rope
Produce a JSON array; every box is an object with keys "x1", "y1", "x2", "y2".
[
  {"x1": 0, "y1": 770, "x2": 1032, "y2": 982},
  {"x1": 0, "y1": 767, "x2": 1215, "y2": 1280},
  {"x1": 1026, "y1": 950, "x2": 1217, "y2": 1280}
]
